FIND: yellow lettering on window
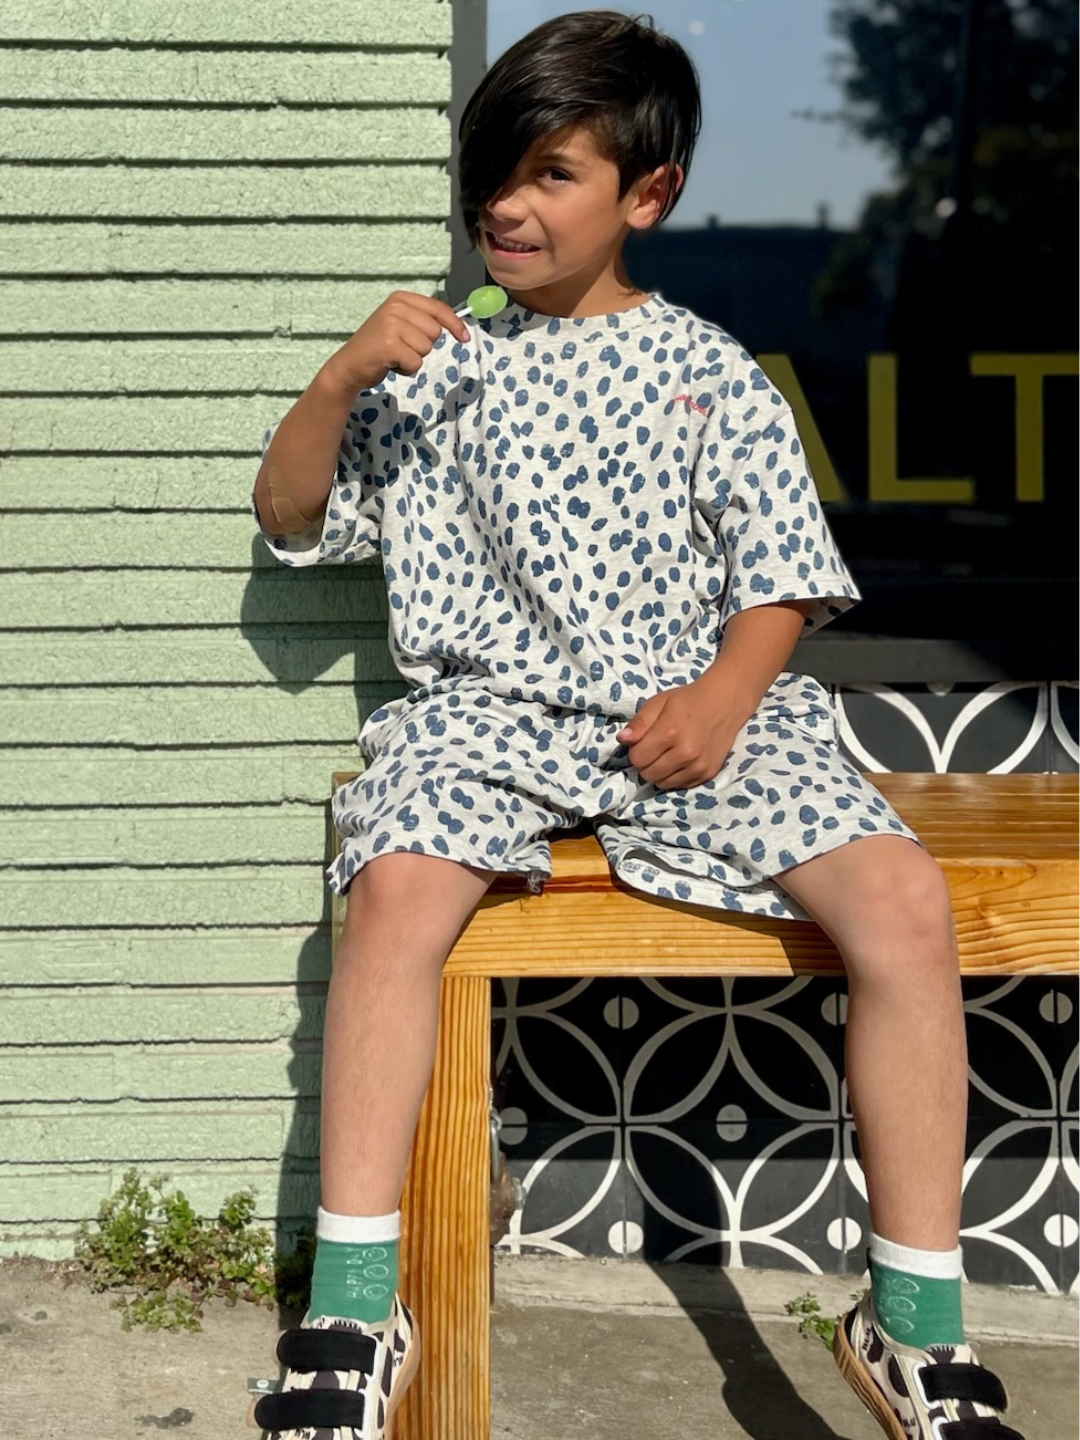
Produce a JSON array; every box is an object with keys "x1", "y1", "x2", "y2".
[
  {"x1": 970, "y1": 354, "x2": 1079, "y2": 502},
  {"x1": 867, "y1": 355, "x2": 974, "y2": 504},
  {"x1": 757, "y1": 354, "x2": 847, "y2": 502}
]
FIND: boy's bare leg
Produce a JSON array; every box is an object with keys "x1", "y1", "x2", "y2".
[
  {"x1": 320, "y1": 851, "x2": 496, "y2": 1215},
  {"x1": 773, "y1": 836, "x2": 967, "y2": 1248}
]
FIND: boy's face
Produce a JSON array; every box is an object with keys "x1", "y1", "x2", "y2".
[{"x1": 475, "y1": 125, "x2": 667, "y2": 311}]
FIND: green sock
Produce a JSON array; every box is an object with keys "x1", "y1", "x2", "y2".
[
  {"x1": 870, "y1": 1258, "x2": 965, "y2": 1349},
  {"x1": 308, "y1": 1236, "x2": 398, "y2": 1325}
]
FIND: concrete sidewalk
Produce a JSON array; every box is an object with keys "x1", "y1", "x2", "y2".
[
  {"x1": 491, "y1": 1257, "x2": 1077, "y2": 1439},
  {"x1": 0, "y1": 1253, "x2": 1075, "y2": 1438}
]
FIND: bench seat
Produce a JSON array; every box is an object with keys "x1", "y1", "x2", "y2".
[{"x1": 326, "y1": 770, "x2": 1077, "y2": 1440}]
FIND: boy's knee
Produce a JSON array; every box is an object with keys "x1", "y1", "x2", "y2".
[
  {"x1": 885, "y1": 842, "x2": 950, "y2": 905},
  {"x1": 859, "y1": 844, "x2": 958, "y2": 967},
  {"x1": 340, "y1": 851, "x2": 493, "y2": 947}
]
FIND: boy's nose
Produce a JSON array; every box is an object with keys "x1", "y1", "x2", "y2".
[{"x1": 485, "y1": 185, "x2": 527, "y2": 220}]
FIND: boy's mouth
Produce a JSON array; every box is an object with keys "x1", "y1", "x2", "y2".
[{"x1": 485, "y1": 230, "x2": 541, "y2": 257}]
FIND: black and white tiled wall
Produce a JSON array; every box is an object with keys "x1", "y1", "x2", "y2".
[{"x1": 492, "y1": 681, "x2": 1079, "y2": 1295}]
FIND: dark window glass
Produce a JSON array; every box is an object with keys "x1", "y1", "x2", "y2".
[{"x1": 486, "y1": 1, "x2": 1078, "y2": 650}]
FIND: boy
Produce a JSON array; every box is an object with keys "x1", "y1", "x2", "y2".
[{"x1": 250, "y1": 12, "x2": 1022, "y2": 1440}]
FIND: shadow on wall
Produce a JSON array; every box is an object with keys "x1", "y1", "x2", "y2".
[
  {"x1": 240, "y1": 533, "x2": 401, "y2": 711},
  {"x1": 237, "y1": 518, "x2": 406, "y2": 1329}
]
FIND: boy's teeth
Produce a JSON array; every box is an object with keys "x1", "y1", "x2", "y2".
[{"x1": 494, "y1": 234, "x2": 537, "y2": 252}]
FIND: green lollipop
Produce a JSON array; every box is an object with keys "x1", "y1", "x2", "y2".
[{"x1": 455, "y1": 285, "x2": 508, "y2": 320}]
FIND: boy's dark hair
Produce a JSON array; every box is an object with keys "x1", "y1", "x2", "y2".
[{"x1": 458, "y1": 10, "x2": 701, "y2": 240}]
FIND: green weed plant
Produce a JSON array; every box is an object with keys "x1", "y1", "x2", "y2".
[
  {"x1": 74, "y1": 1168, "x2": 313, "y2": 1332},
  {"x1": 785, "y1": 1288, "x2": 870, "y2": 1348},
  {"x1": 785, "y1": 1290, "x2": 840, "y2": 1348}
]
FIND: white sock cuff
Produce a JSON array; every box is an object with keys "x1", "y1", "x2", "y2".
[
  {"x1": 870, "y1": 1231, "x2": 963, "y2": 1280},
  {"x1": 316, "y1": 1206, "x2": 401, "y2": 1245}
]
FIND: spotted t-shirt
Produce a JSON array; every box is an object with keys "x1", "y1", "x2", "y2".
[
  {"x1": 254, "y1": 294, "x2": 914, "y2": 917},
  {"x1": 258, "y1": 292, "x2": 859, "y2": 723}
]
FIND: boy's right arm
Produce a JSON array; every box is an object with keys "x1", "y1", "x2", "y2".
[{"x1": 253, "y1": 291, "x2": 471, "y2": 536}]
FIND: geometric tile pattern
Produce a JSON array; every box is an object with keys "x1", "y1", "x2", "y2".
[{"x1": 494, "y1": 681, "x2": 1079, "y2": 1294}]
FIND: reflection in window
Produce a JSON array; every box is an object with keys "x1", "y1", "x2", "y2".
[{"x1": 483, "y1": 1, "x2": 1078, "y2": 640}]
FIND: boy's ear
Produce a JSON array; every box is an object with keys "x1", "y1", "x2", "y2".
[{"x1": 626, "y1": 162, "x2": 684, "y2": 231}]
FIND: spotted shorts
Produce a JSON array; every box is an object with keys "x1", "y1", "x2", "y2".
[{"x1": 328, "y1": 671, "x2": 918, "y2": 921}]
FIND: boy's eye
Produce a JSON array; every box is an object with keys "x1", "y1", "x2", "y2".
[{"x1": 543, "y1": 167, "x2": 572, "y2": 182}]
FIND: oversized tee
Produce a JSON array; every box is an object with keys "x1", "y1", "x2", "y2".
[
  {"x1": 257, "y1": 292, "x2": 859, "y2": 728},
  {"x1": 254, "y1": 294, "x2": 916, "y2": 918}
]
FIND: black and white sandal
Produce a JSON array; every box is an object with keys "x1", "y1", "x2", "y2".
[
  {"x1": 835, "y1": 1292, "x2": 1024, "y2": 1440},
  {"x1": 254, "y1": 1298, "x2": 419, "y2": 1440}
]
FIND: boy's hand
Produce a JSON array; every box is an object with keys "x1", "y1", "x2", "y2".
[
  {"x1": 324, "y1": 290, "x2": 471, "y2": 394},
  {"x1": 616, "y1": 680, "x2": 742, "y2": 790}
]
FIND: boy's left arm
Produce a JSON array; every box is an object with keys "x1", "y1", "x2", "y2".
[{"x1": 616, "y1": 601, "x2": 814, "y2": 790}]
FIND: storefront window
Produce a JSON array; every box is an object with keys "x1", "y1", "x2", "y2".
[{"x1": 487, "y1": 1, "x2": 1078, "y2": 649}]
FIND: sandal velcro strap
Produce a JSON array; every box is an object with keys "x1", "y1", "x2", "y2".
[
  {"x1": 940, "y1": 1423, "x2": 1025, "y2": 1440},
  {"x1": 253, "y1": 1387, "x2": 366, "y2": 1431},
  {"x1": 276, "y1": 1326, "x2": 378, "y2": 1374},
  {"x1": 922, "y1": 1362, "x2": 1008, "y2": 1410}
]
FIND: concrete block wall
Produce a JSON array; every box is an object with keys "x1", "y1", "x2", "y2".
[{"x1": 0, "y1": 0, "x2": 452, "y2": 1255}]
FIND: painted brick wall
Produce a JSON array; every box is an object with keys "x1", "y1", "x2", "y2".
[{"x1": 0, "y1": 0, "x2": 451, "y2": 1255}]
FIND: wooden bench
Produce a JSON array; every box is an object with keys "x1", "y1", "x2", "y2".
[{"x1": 328, "y1": 771, "x2": 1078, "y2": 1440}]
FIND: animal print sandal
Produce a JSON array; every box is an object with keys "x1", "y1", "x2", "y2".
[
  {"x1": 834, "y1": 1291, "x2": 1024, "y2": 1439},
  {"x1": 253, "y1": 1297, "x2": 419, "y2": 1440}
]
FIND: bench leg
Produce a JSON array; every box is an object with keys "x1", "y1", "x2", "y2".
[{"x1": 395, "y1": 975, "x2": 491, "y2": 1440}]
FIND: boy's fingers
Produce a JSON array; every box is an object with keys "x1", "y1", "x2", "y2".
[
  {"x1": 396, "y1": 320, "x2": 438, "y2": 357},
  {"x1": 618, "y1": 695, "x2": 664, "y2": 739},
  {"x1": 652, "y1": 761, "x2": 702, "y2": 791},
  {"x1": 641, "y1": 744, "x2": 705, "y2": 789},
  {"x1": 405, "y1": 310, "x2": 445, "y2": 342},
  {"x1": 387, "y1": 341, "x2": 426, "y2": 376},
  {"x1": 405, "y1": 293, "x2": 471, "y2": 342},
  {"x1": 625, "y1": 730, "x2": 676, "y2": 775},
  {"x1": 389, "y1": 353, "x2": 423, "y2": 377}
]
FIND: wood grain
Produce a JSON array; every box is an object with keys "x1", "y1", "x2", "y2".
[
  {"x1": 397, "y1": 976, "x2": 490, "y2": 1440},
  {"x1": 443, "y1": 864, "x2": 1078, "y2": 976},
  {"x1": 331, "y1": 771, "x2": 1080, "y2": 977}
]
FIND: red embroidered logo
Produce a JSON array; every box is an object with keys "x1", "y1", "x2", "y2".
[{"x1": 674, "y1": 393, "x2": 710, "y2": 415}]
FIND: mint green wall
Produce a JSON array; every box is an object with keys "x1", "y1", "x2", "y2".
[{"x1": 0, "y1": 0, "x2": 452, "y2": 1255}]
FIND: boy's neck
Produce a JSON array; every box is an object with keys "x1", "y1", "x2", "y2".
[{"x1": 503, "y1": 258, "x2": 650, "y2": 320}]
